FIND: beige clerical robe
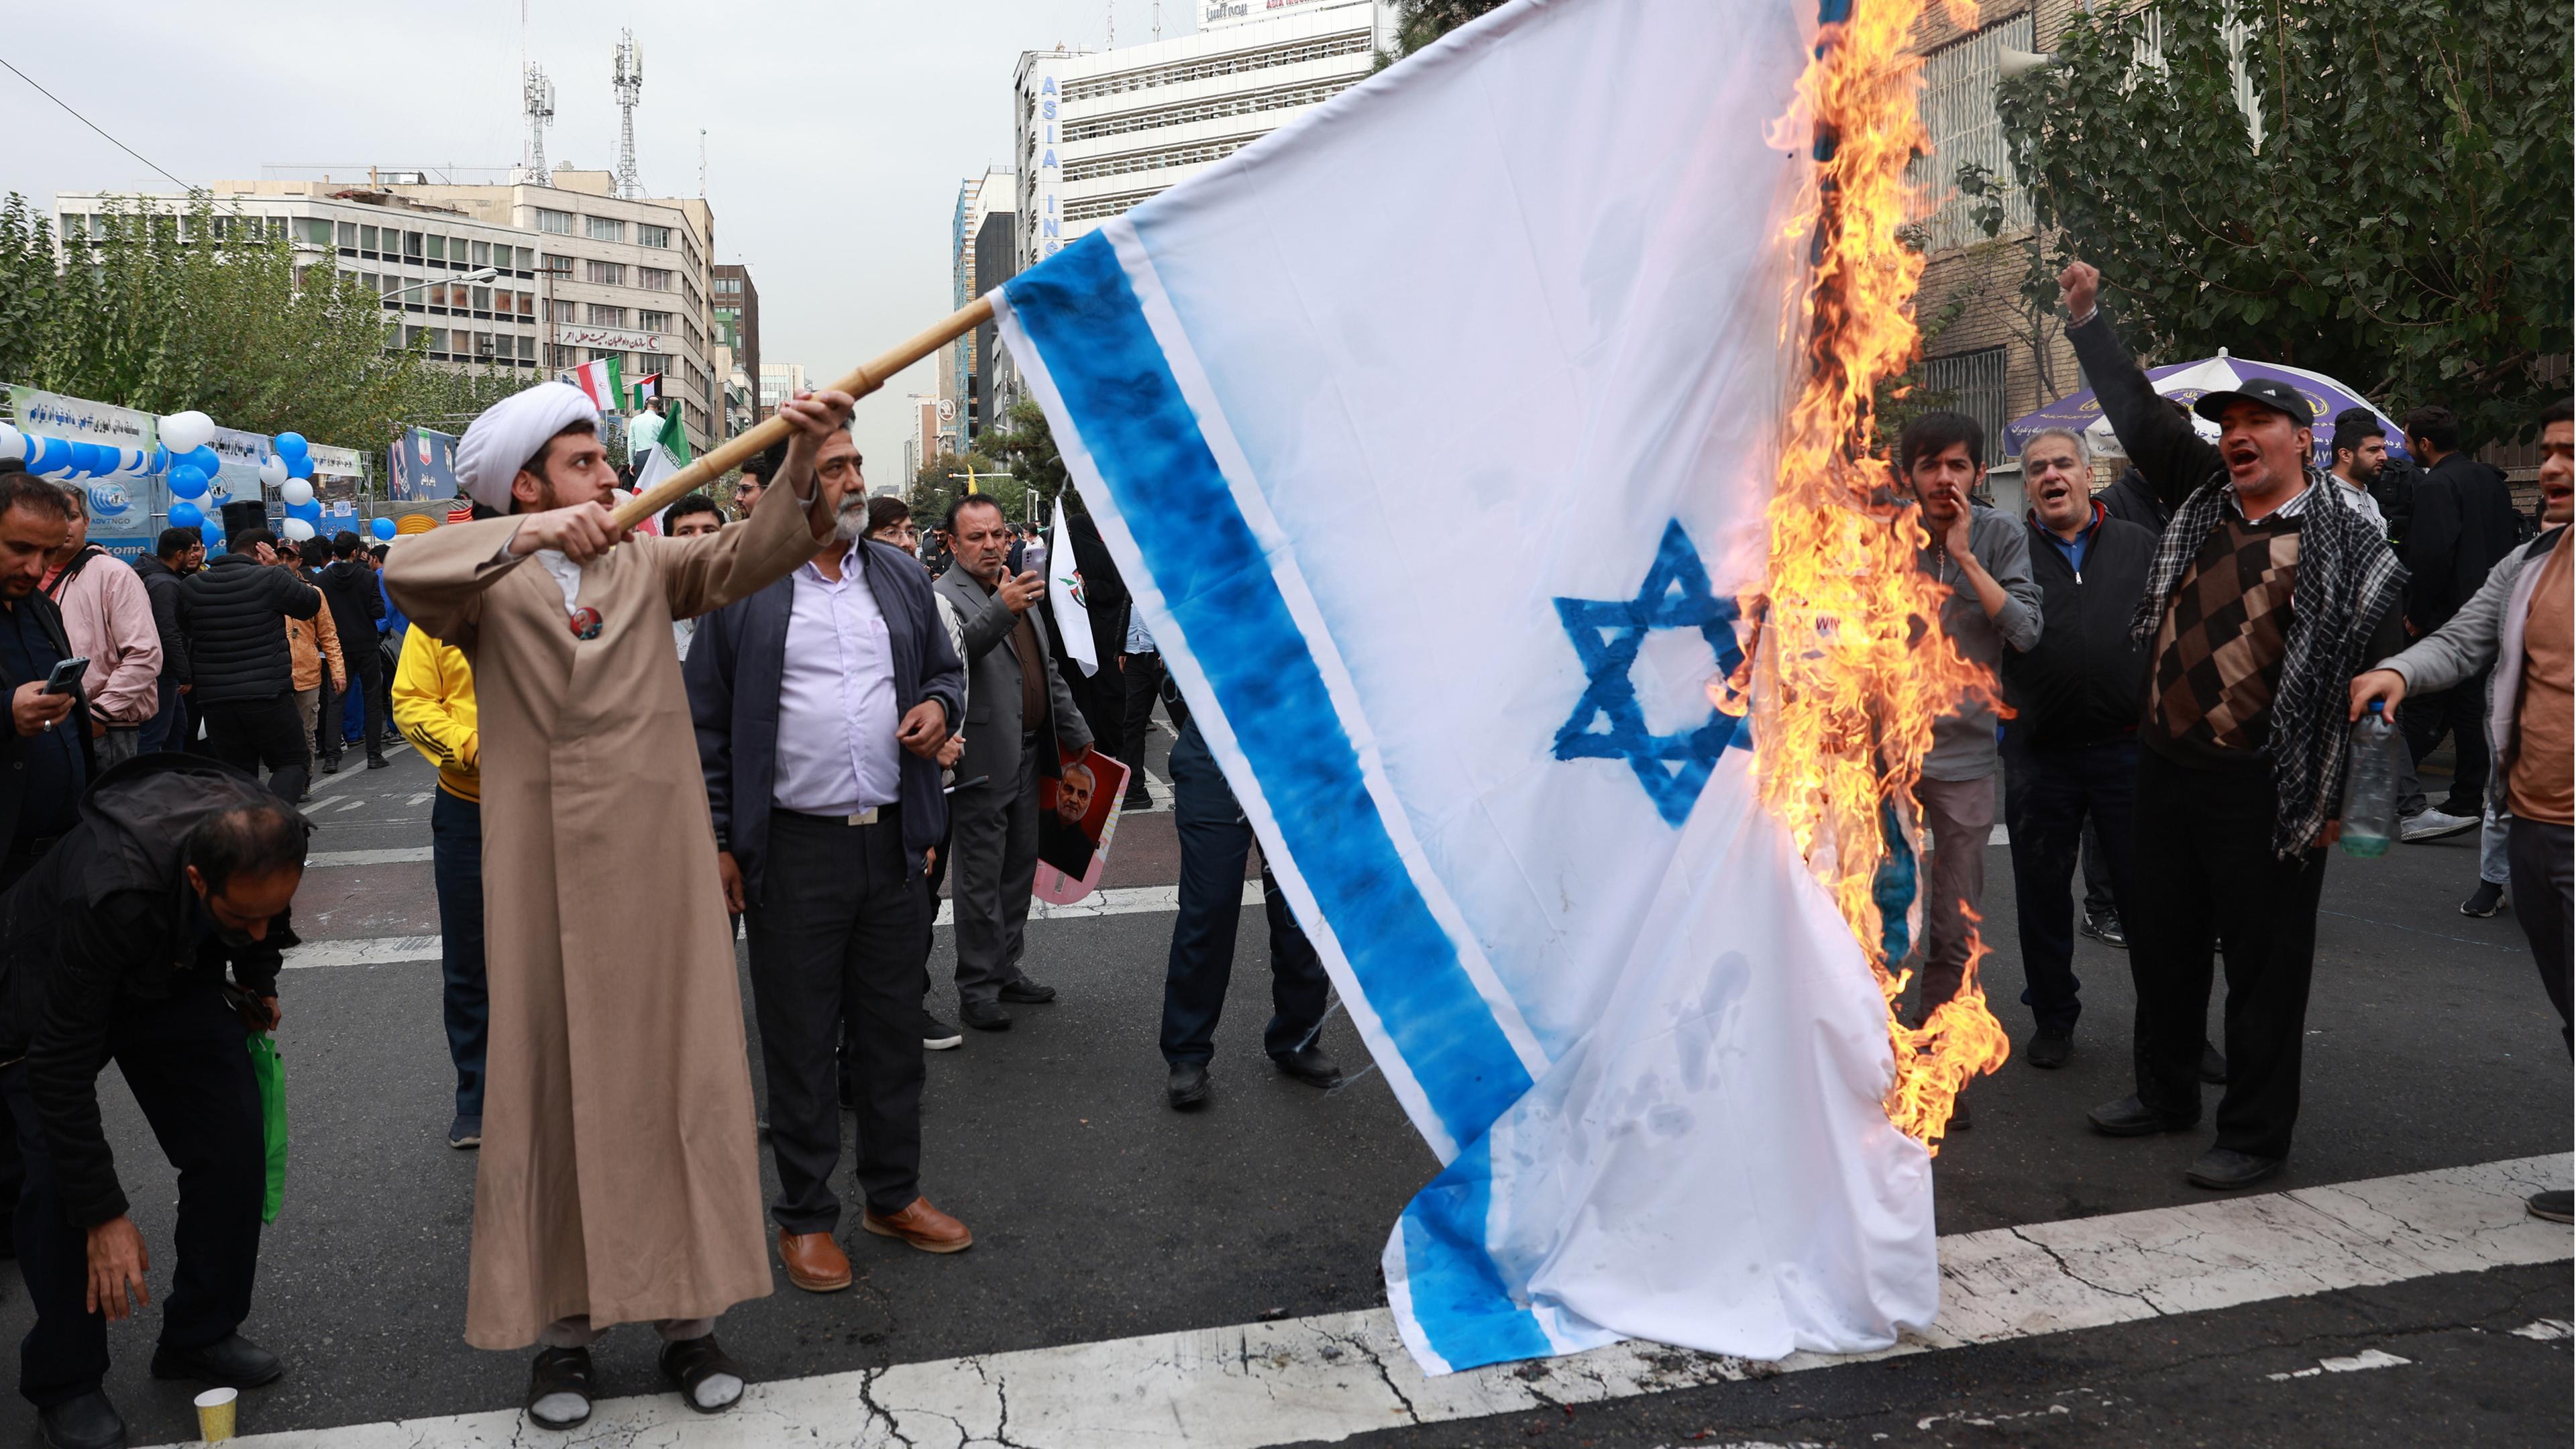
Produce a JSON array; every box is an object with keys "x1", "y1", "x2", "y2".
[{"x1": 386, "y1": 482, "x2": 828, "y2": 1348}]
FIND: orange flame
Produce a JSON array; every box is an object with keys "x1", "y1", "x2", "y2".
[{"x1": 1722, "y1": 0, "x2": 2008, "y2": 1153}]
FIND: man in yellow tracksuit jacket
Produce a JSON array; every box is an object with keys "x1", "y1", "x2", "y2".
[{"x1": 390, "y1": 627, "x2": 485, "y2": 1150}]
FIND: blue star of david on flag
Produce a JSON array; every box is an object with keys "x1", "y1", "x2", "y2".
[{"x1": 1552, "y1": 521, "x2": 1750, "y2": 827}]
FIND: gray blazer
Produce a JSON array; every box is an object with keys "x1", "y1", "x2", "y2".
[
  {"x1": 933, "y1": 561, "x2": 1093, "y2": 789},
  {"x1": 2379, "y1": 523, "x2": 2566, "y2": 813}
]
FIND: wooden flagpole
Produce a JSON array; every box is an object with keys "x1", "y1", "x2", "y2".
[{"x1": 608, "y1": 293, "x2": 996, "y2": 531}]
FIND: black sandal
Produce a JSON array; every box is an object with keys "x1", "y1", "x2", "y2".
[
  {"x1": 525, "y1": 1345, "x2": 594, "y2": 1430},
  {"x1": 658, "y1": 1334, "x2": 748, "y2": 1413}
]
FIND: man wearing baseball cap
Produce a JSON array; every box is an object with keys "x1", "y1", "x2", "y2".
[{"x1": 2056, "y1": 260, "x2": 2408, "y2": 1192}]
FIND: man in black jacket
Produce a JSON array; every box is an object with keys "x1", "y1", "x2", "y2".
[
  {"x1": 2058, "y1": 260, "x2": 2407, "y2": 1191},
  {"x1": 0, "y1": 468, "x2": 89, "y2": 890},
  {"x1": 2096, "y1": 399, "x2": 2205, "y2": 537},
  {"x1": 2371, "y1": 450, "x2": 2421, "y2": 555},
  {"x1": 2096, "y1": 464, "x2": 2170, "y2": 536},
  {"x1": 1044, "y1": 506, "x2": 1132, "y2": 751},
  {"x1": 315, "y1": 532, "x2": 388, "y2": 771},
  {"x1": 0, "y1": 755, "x2": 303, "y2": 1449},
  {"x1": 2079, "y1": 449, "x2": 2174, "y2": 946},
  {"x1": 131, "y1": 529, "x2": 198, "y2": 756},
  {"x1": 1998, "y1": 428, "x2": 2158, "y2": 1070},
  {"x1": 0, "y1": 464, "x2": 91, "y2": 1275},
  {"x1": 2396, "y1": 405, "x2": 2520, "y2": 823},
  {"x1": 176, "y1": 529, "x2": 322, "y2": 803}
]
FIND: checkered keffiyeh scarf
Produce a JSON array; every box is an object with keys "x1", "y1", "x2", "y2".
[{"x1": 2130, "y1": 468, "x2": 2407, "y2": 858}]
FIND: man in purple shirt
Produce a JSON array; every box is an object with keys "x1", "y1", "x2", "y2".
[{"x1": 684, "y1": 423, "x2": 972, "y2": 1296}]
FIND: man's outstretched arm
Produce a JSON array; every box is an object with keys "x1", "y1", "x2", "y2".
[{"x1": 2059, "y1": 260, "x2": 2224, "y2": 511}]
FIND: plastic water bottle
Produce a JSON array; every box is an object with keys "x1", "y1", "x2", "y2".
[{"x1": 2340, "y1": 701, "x2": 2403, "y2": 858}]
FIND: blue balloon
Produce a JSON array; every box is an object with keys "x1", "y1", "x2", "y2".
[
  {"x1": 67, "y1": 442, "x2": 103, "y2": 477},
  {"x1": 169, "y1": 464, "x2": 211, "y2": 499},
  {"x1": 273, "y1": 431, "x2": 309, "y2": 462},
  {"x1": 286, "y1": 499, "x2": 322, "y2": 523},
  {"x1": 167, "y1": 500, "x2": 205, "y2": 529},
  {"x1": 148, "y1": 447, "x2": 169, "y2": 475},
  {"x1": 30, "y1": 437, "x2": 71, "y2": 476},
  {"x1": 182, "y1": 445, "x2": 221, "y2": 481},
  {"x1": 370, "y1": 517, "x2": 396, "y2": 541},
  {"x1": 286, "y1": 453, "x2": 315, "y2": 480}
]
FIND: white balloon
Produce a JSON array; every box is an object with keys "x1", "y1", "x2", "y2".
[
  {"x1": 159, "y1": 410, "x2": 215, "y2": 454},
  {"x1": 280, "y1": 479, "x2": 315, "y2": 507},
  {"x1": 281, "y1": 517, "x2": 316, "y2": 542},
  {"x1": 259, "y1": 457, "x2": 288, "y2": 487},
  {"x1": 117, "y1": 448, "x2": 150, "y2": 476},
  {"x1": 0, "y1": 422, "x2": 21, "y2": 462}
]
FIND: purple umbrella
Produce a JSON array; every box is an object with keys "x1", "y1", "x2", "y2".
[{"x1": 2006, "y1": 350, "x2": 2408, "y2": 470}]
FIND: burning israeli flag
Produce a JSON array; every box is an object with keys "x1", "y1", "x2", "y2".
[{"x1": 998, "y1": 0, "x2": 1940, "y2": 1374}]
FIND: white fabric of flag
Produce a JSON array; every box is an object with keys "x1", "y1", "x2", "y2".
[
  {"x1": 1046, "y1": 504, "x2": 1097, "y2": 678},
  {"x1": 561, "y1": 356, "x2": 620, "y2": 411},
  {"x1": 627, "y1": 443, "x2": 680, "y2": 535},
  {"x1": 996, "y1": 0, "x2": 1935, "y2": 1376}
]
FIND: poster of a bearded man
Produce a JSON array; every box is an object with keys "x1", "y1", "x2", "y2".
[{"x1": 385, "y1": 381, "x2": 865, "y2": 1428}]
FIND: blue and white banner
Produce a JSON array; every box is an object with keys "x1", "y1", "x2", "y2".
[
  {"x1": 998, "y1": 0, "x2": 1935, "y2": 1375},
  {"x1": 388, "y1": 427, "x2": 462, "y2": 502}
]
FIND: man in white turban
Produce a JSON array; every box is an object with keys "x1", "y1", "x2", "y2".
[{"x1": 386, "y1": 382, "x2": 867, "y2": 1429}]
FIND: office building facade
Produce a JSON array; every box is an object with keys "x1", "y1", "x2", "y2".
[
  {"x1": 969, "y1": 211, "x2": 1018, "y2": 443},
  {"x1": 902, "y1": 397, "x2": 941, "y2": 490},
  {"x1": 54, "y1": 168, "x2": 724, "y2": 453},
  {"x1": 944, "y1": 168, "x2": 1014, "y2": 454},
  {"x1": 1010, "y1": 1, "x2": 1391, "y2": 276},
  {"x1": 759, "y1": 362, "x2": 809, "y2": 417},
  {"x1": 712, "y1": 263, "x2": 761, "y2": 420}
]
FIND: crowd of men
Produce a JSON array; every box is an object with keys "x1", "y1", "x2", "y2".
[
  {"x1": 0, "y1": 486, "x2": 409, "y2": 815},
  {"x1": 1898, "y1": 260, "x2": 2569, "y2": 1214},
  {"x1": 378, "y1": 390, "x2": 1346, "y2": 1434},
  {"x1": 0, "y1": 255, "x2": 2563, "y2": 1445}
]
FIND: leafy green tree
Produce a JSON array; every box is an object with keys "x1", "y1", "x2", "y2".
[
  {"x1": 1982, "y1": 0, "x2": 2572, "y2": 445},
  {"x1": 986, "y1": 396, "x2": 1069, "y2": 515},
  {"x1": 1393, "y1": 0, "x2": 1507, "y2": 56},
  {"x1": 910, "y1": 395, "x2": 1075, "y2": 531},
  {"x1": 0, "y1": 193, "x2": 531, "y2": 455}
]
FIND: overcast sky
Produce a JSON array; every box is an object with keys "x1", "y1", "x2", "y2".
[{"x1": 0, "y1": 0, "x2": 1203, "y2": 475}]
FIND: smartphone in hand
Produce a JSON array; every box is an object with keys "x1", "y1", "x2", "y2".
[{"x1": 43, "y1": 657, "x2": 89, "y2": 695}]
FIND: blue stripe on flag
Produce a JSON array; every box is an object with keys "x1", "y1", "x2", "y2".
[
  {"x1": 1398, "y1": 1136, "x2": 1557, "y2": 1366},
  {"x1": 1004, "y1": 233, "x2": 1533, "y2": 1150}
]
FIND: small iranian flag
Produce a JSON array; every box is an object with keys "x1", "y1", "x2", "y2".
[
  {"x1": 627, "y1": 373, "x2": 661, "y2": 411},
  {"x1": 562, "y1": 356, "x2": 623, "y2": 410}
]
